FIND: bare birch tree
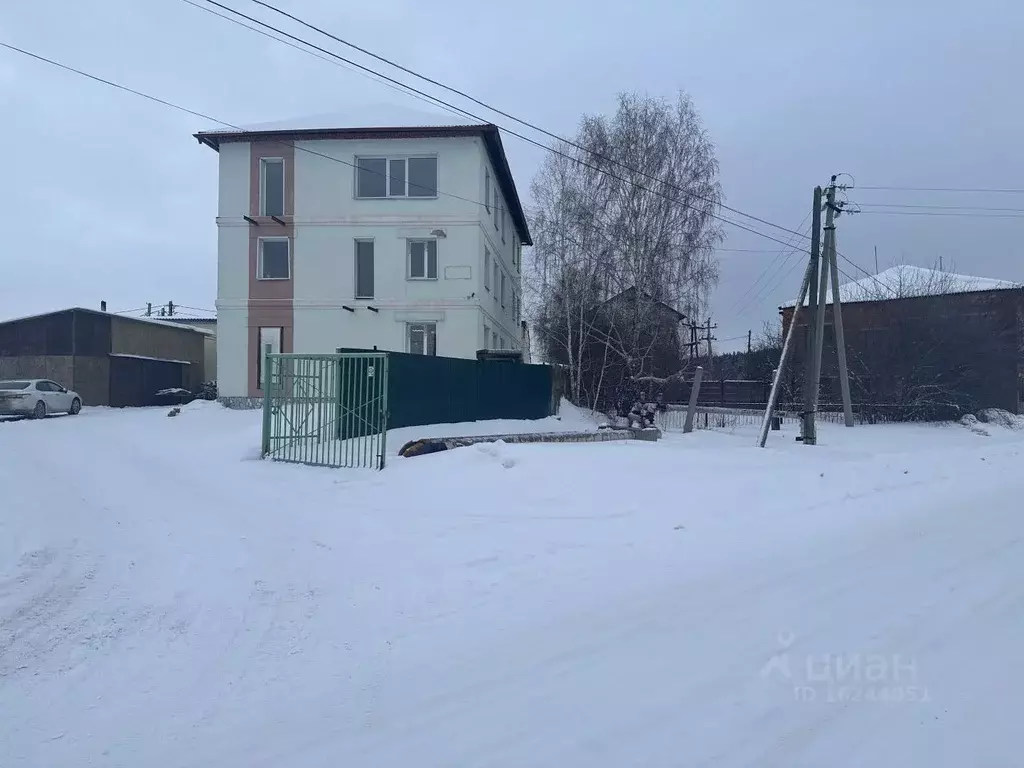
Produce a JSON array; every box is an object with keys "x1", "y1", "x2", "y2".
[{"x1": 526, "y1": 91, "x2": 723, "y2": 408}]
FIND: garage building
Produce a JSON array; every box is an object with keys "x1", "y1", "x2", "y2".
[{"x1": 0, "y1": 308, "x2": 207, "y2": 407}]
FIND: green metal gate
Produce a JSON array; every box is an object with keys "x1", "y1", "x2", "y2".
[{"x1": 260, "y1": 351, "x2": 389, "y2": 469}]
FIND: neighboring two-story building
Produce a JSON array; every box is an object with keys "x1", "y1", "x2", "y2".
[{"x1": 195, "y1": 118, "x2": 531, "y2": 401}]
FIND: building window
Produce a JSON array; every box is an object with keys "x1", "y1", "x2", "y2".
[
  {"x1": 484, "y1": 249, "x2": 491, "y2": 290},
  {"x1": 498, "y1": 336, "x2": 505, "y2": 350},
  {"x1": 408, "y1": 157, "x2": 438, "y2": 197},
  {"x1": 408, "y1": 240, "x2": 438, "y2": 280},
  {"x1": 501, "y1": 207, "x2": 506, "y2": 244},
  {"x1": 493, "y1": 189, "x2": 500, "y2": 230},
  {"x1": 260, "y1": 158, "x2": 284, "y2": 216},
  {"x1": 408, "y1": 323, "x2": 437, "y2": 355},
  {"x1": 491, "y1": 330, "x2": 498, "y2": 349},
  {"x1": 485, "y1": 171, "x2": 491, "y2": 213},
  {"x1": 512, "y1": 235, "x2": 517, "y2": 268},
  {"x1": 493, "y1": 263, "x2": 499, "y2": 299},
  {"x1": 483, "y1": 324, "x2": 490, "y2": 348},
  {"x1": 257, "y1": 326, "x2": 282, "y2": 389},
  {"x1": 356, "y1": 156, "x2": 438, "y2": 198},
  {"x1": 355, "y1": 239, "x2": 374, "y2": 298},
  {"x1": 258, "y1": 238, "x2": 290, "y2": 280},
  {"x1": 500, "y1": 273, "x2": 506, "y2": 308}
]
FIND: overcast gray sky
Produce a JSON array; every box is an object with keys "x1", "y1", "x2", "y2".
[{"x1": 3, "y1": 0, "x2": 1022, "y2": 349}]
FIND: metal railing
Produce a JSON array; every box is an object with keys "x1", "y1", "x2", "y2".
[{"x1": 260, "y1": 351, "x2": 389, "y2": 469}]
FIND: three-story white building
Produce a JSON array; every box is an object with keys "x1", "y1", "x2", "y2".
[{"x1": 195, "y1": 120, "x2": 531, "y2": 401}]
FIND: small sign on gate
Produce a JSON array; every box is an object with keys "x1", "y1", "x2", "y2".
[{"x1": 367, "y1": 365, "x2": 375, "y2": 378}]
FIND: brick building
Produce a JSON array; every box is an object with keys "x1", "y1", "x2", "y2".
[{"x1": 781, "y1": 266, "x2": 1024, "y2": 417}]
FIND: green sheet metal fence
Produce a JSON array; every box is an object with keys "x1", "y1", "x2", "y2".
[
  {"x1": 338, "y1": 348, "x2": 554, "y2": 430},
  {"x1": 260, "y1": 351, "x2": 389, "y2": 469}
]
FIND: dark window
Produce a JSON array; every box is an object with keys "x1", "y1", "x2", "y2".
[
  {"x1": 408, "y1": 323, "x2": 437, "y2": 355},
  {"x1": 261, "y1": 158, "x2": 284, "y2": 216},
  {"x1": 408, "y1": 157, "x2": 438, "y2": 197},
  {"x1": 356, "y1": 157, "x2": 387, "y2": 198},
  {"x1": 258, "y1": 239, "x2": 290, "y2": 279},
  {"x1": 485, "y1": 171, "x2": 491, "y2": 212},
  {"x1": 408, "y1": 240, "x2": 438, "y2": 279},
  {"x1": 355, "y1": 240, "x2": 374, "y2": 299}
]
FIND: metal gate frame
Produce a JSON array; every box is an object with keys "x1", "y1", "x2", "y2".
[{"x1": 260, "y1": 350, "x2": 389, "y2": 469}]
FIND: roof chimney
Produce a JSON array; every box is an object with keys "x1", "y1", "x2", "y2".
[{"x1": 100, "y1": 300, "x2": 107, "y2": 312}]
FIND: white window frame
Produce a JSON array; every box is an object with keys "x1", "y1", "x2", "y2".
[
  {"x1": 491, "y1": 330, "x2": 498, "y2": 349},
  {"x1": 485, "y1": 171, "x2": 491, "y2": 213},
  {"x1": 483, "y1": 324, "x2": 490, "y2": 348},
  {"x1": 257, "y1": 326, "x2": 282, "y2": 389},
  {"x1": 500, "y1": 272, "x2": 506, "y2": 309},
  {"x1": 501, "y1": 207, "x2": 506, "y2": 244},
  {"x1": 260, "y1": 157, "x2": 285, "y2": 217},
  {"x1": 407, "y1": 322, "x2": 437, "y2": 356},
  {"x1": 484, "y1": 249, "x2": 491, "y2": 291},
  {"x1": 407, "y1": 239, "x2": 438, "y2": 280},
  {"x1": 493, "y1": 189, "x2": 500, "y2": 230},
  {"x1": 257, "y1": 237, "x2": 290, "y2": 280},
  {"x1": 354, "y1": 238, "x2": 374, "y2": 299},
  {"x1": 493, "y1": 263, "x2": 499, "y2": 300},
  {"x1": 355, "y1": 155, "x2": 438, "y2": 199}
]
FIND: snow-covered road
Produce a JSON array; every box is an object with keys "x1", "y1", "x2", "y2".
[{"x1": 2, "y1": 405, "x2": 1023, "y2": 766}]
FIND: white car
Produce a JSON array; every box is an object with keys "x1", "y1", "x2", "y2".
[{"x1": 0, "y1": 379, "x2": 83, "y2": 419}]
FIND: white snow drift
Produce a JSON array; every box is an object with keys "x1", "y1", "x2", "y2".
[{"x1": 2, "y1": 404, "x2": 1023, "y2": 766}]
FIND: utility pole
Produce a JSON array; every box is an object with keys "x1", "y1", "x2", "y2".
[
  {"x1": 759, "y1": 185, "x2": 822, "y2": 447},
  {"x1": 805, "y1": 182, "x2": 838, "y2": 445},
  {"x1": 826, "y1": 215, "x2": 855, "y2": 426},
  {"x1": 747, "y1": 329, "x2": 752, "y2": 354},
  {"x1": 874, "y1": 245, "x2": 879, "y2": 274},
  {"x1": 801, "y1": 186, "x2": 824, "y2": 443},
  {"x1": 167, "y1": 301, "x2": 175, "y2": 316},
  {"x1": 705, "y1": 318, "x2": 714, "y2": 362},
  {"x1": 146, "y1": 302, "x2": 152, "y2": 317}
]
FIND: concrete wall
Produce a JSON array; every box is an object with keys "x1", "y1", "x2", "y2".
[
  {"x1": 216, "y1": 142, "x2": 251, "y2": 398},
  {"x1": 0, "y1": 355, "x2": 74, "y2": 385},
  {"x1": 109, "y1": 317, "x2": 206, "y2": 392}
]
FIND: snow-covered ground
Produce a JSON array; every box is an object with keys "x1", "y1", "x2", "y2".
[{"x1": 2, "y1": 404, "x2": 1023, "y2": 766}]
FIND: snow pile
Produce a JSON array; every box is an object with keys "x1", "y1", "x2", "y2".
[
  {"x1": 2, "y1": 407, "x2": 1024, "y2": 766},
  {"x1": 959, "y1": 409, "x2": 1024, "y2": 435}
]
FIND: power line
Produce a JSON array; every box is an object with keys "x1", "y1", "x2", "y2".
[
  {"x1": 729, "y1": 211, "x2": 812, "y2": 314},
  {"x1": 179, "y1": 0, "x2": 472, "y2": 123},
  {"x1": 855, "y1": 209, "x2": 1024, "y2": 219},
  {"x1": 0, "y1": 41, "x2": 517, "y2": 219},
  {"x1": 854, "y1": 202, "x2": 1024, "y2": 213},
  {"x1": 855, "y1": 185, "x2": 1024, "y2": 194},
  {"x1": 229, "y1": 0, "x2": 812, "y2": 244}
]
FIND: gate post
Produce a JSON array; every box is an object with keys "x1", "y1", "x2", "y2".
[{"x1": 260, "y1": 344, "x2": 272, "y2": 458}]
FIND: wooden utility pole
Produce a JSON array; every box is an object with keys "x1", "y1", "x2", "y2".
[
  {"x1": 873, "y1": 245, "x2": 879, "y2": 274},
  {"x1": 801, "y1": 186, "x2": 824, "y2": 443},
  {"x1": 747, "y1": 329, "x2": 752, "y2": 354}
]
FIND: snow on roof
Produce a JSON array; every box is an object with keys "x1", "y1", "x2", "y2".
[
  {"x1": 781, "y1": 265, "x2": 1021, "y2": 308},
  {"x1": 200, "y1": 102, "x2": 482, "y2": 135}
]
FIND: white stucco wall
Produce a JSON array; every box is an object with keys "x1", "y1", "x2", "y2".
[
  {"x1": 476, "y1": 141, "x2": 524, "y2": 349},
  {"x1": 212, "y1": 133, "x2": 531, "y2": 396},
  {"x1": 215, "y1": 142, "x2": 250, "y2": 397},
  {"x1": 291, "y1": 135, "x2": 515, "y2": 357}
]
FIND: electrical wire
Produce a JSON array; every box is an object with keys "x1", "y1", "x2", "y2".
[
  {"x1": 728, "y1": 211, "x2": 812, "y2": 314},
  {"x1": 855, "y1": 210, "x2": 1024, "y2": 219},
  {"x1": 230, "y1": 0, "x2": 813, "y2": 243},
  {"x1": 1, "y1": 38, "x2": 803, "y2": 258},
  {"x1": 179, "y1": 0, "x2": 473, "y2": 123},
  {"x1": 854, "y1": 202, "x2": 1024, "y2": 213},
  {"x1": 188, "y1": 0, "x2": 811, "y2": 249},
  {"x1": 855, "y1": 185, "x2": 1024, "y2": 194}
]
